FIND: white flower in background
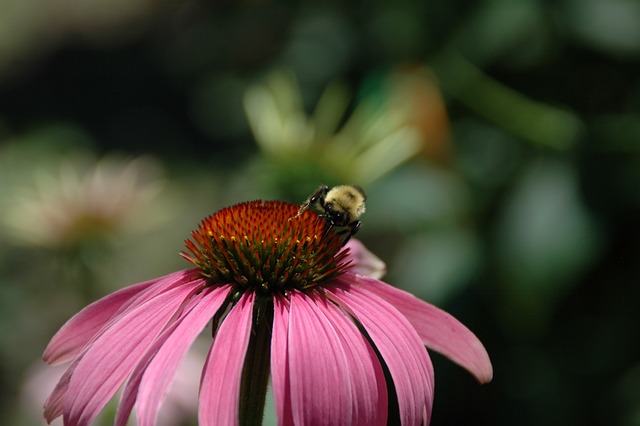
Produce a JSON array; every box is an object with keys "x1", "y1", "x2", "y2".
[
  {"x1": 243, "y1": 71, "x2": 424, "y2": 186},
  {"x1": 3, "y1": 155, "x2": 168, "y2": 249}
]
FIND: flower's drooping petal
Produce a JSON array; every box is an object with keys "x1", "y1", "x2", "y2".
[
  {"x1": 270, "y1": 296, "x2": 294, "y2": 426},
  {"x1": 358, "y1": 274, "x2": 493, "y2": 383},
  {"x1": 287, "y1": 292, "x2": 354, "y2": 426},
  {"x1": 54, "y1": 272, "x2": 203, "y2": 426},
  {"x1": 115, "y1": 322, "x2": 179, "y2": 426},
  {"x1": 44, "y1": 359, "x2": 77, "y2": 422},
  {"x1": 43, "y1": 279, "x2": 153, "y2": 365},
  {"x1": 199, "y1": 291, "x2": 255, "y2": 426},
  {"x1": 136, "y1": 285, "x2": 230, "y2": 426},
  {"x1": 46, "y1": 275, "x2": 183, "y2": 426},
  {"x1": 328, "y1": 281, "x2": 434, "y2": 426},
  {"x1": 343, "y1": 239, "x2": 387, "y2": 279},
  {"x1": 44, "y1": 270, "x2": 197, "y2": 365},
  {"x1": 114, "y1": 270, "x2": 201, "y2": 313},
  {"x1": 62, "y1": 280, "x2": 202, "y2": 426},
  {"x1": 114, "y1": 285, "x2": 230, "y2": 426},
  {"x1": 314, "y1": 294, "x2": 388, "y2": 426}
]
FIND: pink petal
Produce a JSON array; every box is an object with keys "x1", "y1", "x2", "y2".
[
  {"x1": 115, "y1": 319, "x2": 181, "y2": 426},
  {"x1": 136, "y1": 285, "x2": 230, "y2": 426},
  {"x1": 270, "y1": 296, "x2": 294, "y2": 426},
  {"x1": 115, "y1": 269, "x2": 201, "y2": 308},
  {"x1": 358, "y1": 273, "x2": 493, "y2": 383},
  {"x1": 43, "y1": 387, "x2": 64, "y2": 422},
  {"x1": 44, "y1": 361, "x2": 76, "y2": 422},
  {"x1": 313, "y1": 294, "x2": 388, "y2": 426},
  {"x1": 114, "y1": 322, "x2": 179, "y2": 426},
  {"x1": 43, "y1": 269, "x2": 197, "y2": 365},
  {"x1": 63, "y1": 280, "x2": 203, "y2": 426},
  {"x1": 328, "y1": 281, "x2": 434, "y2": 426},
  {"x1": 43, "y1": 279, "x2": 153, "y2": 365},
  {"x1": 114, "y1": 284, "x2": 229, "y2": 426},
  {"x1": 287, "y1": 292, "x2": 353, "y2": 425},
  {"x1": 199, "y1": 291, "x2": 255, "y2": 426},
  {"x1": 343, "y1": 239, "x2": 387, "y2": 279}
]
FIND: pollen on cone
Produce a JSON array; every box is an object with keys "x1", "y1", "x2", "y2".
[{"x1": 181, "y1": 200, "x2": 350, "y2": 294}]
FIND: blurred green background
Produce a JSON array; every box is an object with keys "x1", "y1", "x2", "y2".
[{"x1": 1, "y1": 0, "x2": 639, "y2": 425}]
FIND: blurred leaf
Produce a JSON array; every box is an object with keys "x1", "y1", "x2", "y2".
[
  {"x1": 391, "y1": 227, "x2": 482, "y2": 304},
  {"x1": 454, "y1": 118, "x2": 524, "y2": 190},
  {"x1": 563, "y1": 0, "x2": 640, "y2": 56},
  {"x1": 591, "y1": 114, "x2": 640, "y2": 153},
  {"x1": 190, "y1": 73, "x2": 252, "y2": 140},
  {"x1": 365, "y1": 162, "x2": 471, "y2": 231},
  {"x1": 432, "y1": 51, "x2": 585, "y2": 151},
  {"x1": 452, "y1": 0, "x2": 550, "y2": 67},
  {"x1": 280, "y1": 9, "x2": 354, "y2": 85},
  {"x1": 610, "y1": 362, "x2": 640, "y2": 426},
  {"x1": 585, "y1": 114, "x2": 640, "y2": 213},
  {"x1": 364, "y1": 3, "x2": 429, "y2": 64},
  {"x1": 495, "y1": 159, "x2": 602, "y2": 332}
]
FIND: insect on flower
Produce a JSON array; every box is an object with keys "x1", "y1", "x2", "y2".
[{"x1": 294, "y1": 184, "x2": 367, "y2": 243}]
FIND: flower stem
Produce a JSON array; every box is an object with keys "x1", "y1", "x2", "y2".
[{"x1": 239, "y1": 294, "x2": 273, "y2": 426}]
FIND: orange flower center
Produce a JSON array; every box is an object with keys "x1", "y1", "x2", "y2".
[{"x1": 182, "y1": 200, "x2": 349, "y2": 294}]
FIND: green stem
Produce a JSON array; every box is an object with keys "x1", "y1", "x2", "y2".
[
  {"x1": 431, "y1": 50, "x2": 584, "y2": 150},
  {"x1": 239, "y1": 295, "x2": 273, "y2": 426}
]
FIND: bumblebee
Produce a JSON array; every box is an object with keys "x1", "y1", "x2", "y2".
[{"x1": 295, "y1": 184, "x2": 367, "y2": 240}]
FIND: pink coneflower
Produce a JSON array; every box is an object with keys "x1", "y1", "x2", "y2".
[{"x1": 43, "y1": 200, "x2": 492, "y2": 426}]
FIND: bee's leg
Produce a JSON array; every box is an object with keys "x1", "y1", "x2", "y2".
[
  {"x1": 294, "y1": 201, "x2": 311, "y2": 218},
  {"x1": 349, "y1": 221, "x2": 362, "y2": 236},
  {"x1": 320, "y1": 215, "x2": 335, "y2": 239},
  {"x1": 336, "y1": 221, "x2": 361, "y2": 246},
  {"x1": 293, "y1": 185, "x2": 329, "y2": 218},
  {"x1": 308, "y1": 185, "x2": 329, "y2": 207}
]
